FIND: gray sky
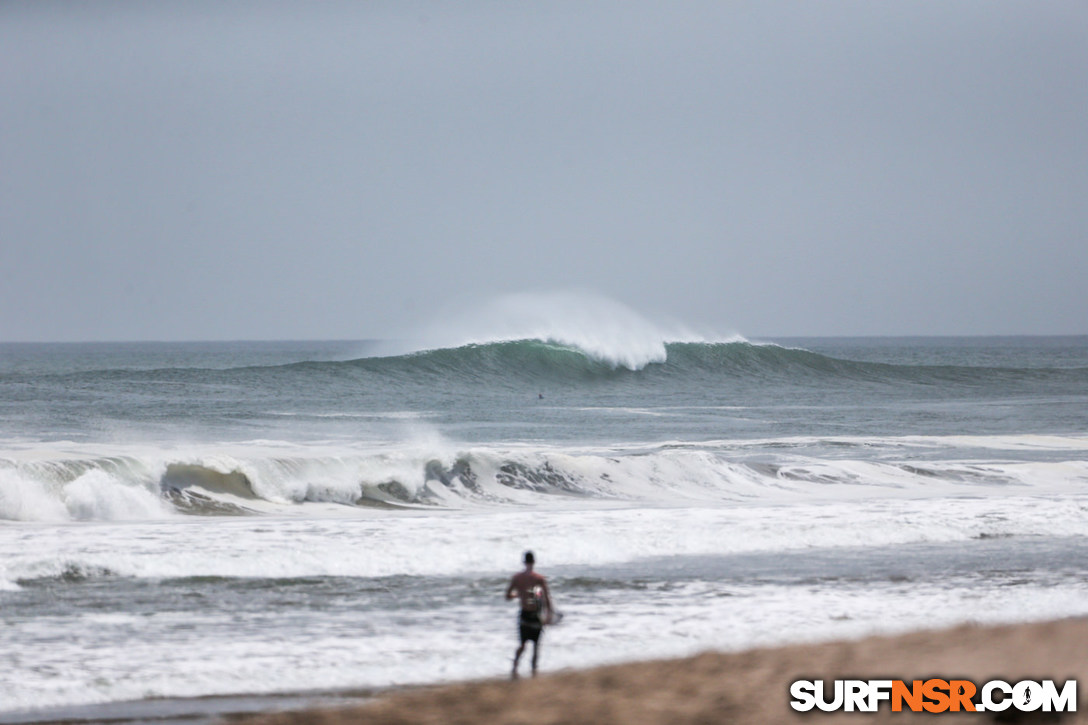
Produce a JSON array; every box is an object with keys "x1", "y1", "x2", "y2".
[{"x1": 2, "y1": 1, "x2": 1086, "y2": 342}]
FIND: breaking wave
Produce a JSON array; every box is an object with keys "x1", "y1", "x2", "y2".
[
  {"x1": 337, "y1": 338, "x2": 1088, "y2": 389},
  {"x1": 12, "y1": 338, "x2": 1087, "y2": 395},
  {"x1": 3, "y1": 437, "x2": 1087, "y2": 522}
]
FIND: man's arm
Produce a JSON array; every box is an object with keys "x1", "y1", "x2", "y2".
[{"x1": 505, "y1": 578, "x2": 517, "y2": 601}]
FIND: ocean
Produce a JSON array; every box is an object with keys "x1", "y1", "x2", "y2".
[{"x1": 2, "y1": 334, "x2": 1087, "y2": 721}]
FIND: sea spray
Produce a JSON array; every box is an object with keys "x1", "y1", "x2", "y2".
[
  {"x1": 4, "y1": 437, "x2": 1088, "y2": 521},
  {"x1": 372, "y1": 290, "x2": 736, "y2": 369}
]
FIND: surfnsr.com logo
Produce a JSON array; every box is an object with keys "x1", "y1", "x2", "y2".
[{"x1": 790, "y1": 679, "x2": 1076, "y2": 714}]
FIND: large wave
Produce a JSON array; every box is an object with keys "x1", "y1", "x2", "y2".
[
  {"x1": 369, "y1": 291, "x2": 726, "y2": 370},
  {"x1": 3, "y1": 436, "x2": 1087, "y2": 522},
  {"x1": 17, "y1": 339, "x2": 1084, "y2": 402},
  {"x1": 342, "y1": 338, "x2": 1088, "y2": 387}
]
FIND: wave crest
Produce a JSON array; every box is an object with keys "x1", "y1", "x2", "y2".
[
  {"x1": 4, "y1": 439, "x2": 1087, "y2": 521},
  {"x1": 375, "y1": 291, "x2": 731, "y2": 370}
]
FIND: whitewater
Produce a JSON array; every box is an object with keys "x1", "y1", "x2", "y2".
[{"x1": 2, "y1": 313, "x2": 1087, "y2": 720}]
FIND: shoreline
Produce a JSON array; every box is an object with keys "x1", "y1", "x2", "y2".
[
  {"x1": 6, "y1": 618, "x2": 1085, "y2": 724},
  {"x1": 240, "y1": 616, "x2": 1087, "y2": 724}
]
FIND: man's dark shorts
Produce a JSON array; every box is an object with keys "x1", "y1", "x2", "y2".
[{"x1": 519, "y1": 610, "x2": 543, "y2": 643}]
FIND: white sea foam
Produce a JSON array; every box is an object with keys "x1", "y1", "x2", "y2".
[
  {"x1": 0, "y1": 468, "x2": 69, "y2": 522},
  {"x1": 4, "y1": 445, "x2": 1088, "y2": 715},
  {"x1": 63, "y1": 469, "x2": 171, "y2": 521},
  {"x1": 3, "y1": 492, "x2": 1087, "y2": 584},
  {"x1": 6, "y1": 574, "x2": 1088, "y2": 715},
  {"x1": 3, "y1": 337, "x2": 1086, "y2": 715},
  {"x1": 0, "y1": 464, "x2": 171, "y2": 523},
  {"x1": 5, "y1": 496, "x2": 1088, "y2": 714},
  {"x1": 2, "y1": 435, "x2": 1087, "y2": 522}
]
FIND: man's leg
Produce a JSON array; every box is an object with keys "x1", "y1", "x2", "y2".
[
  {"x1": 512, "y1": 640, "x2": 525, "y2": 679},
  {"x1": 530, "y1": 637, "x2": 540, "y2": 675}
]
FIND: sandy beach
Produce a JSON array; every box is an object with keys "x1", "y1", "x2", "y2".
[{"x1": 235, "y1": 617, "x2": 1087, "y2": 725}]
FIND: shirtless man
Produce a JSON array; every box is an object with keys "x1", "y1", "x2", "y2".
[{"x1": 505, "y1": 550, "x2": 553, "y2": 678}]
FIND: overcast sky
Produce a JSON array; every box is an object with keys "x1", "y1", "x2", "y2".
[{"x1": 2, "y1": 1, "x2": 1085, "y2": 341}]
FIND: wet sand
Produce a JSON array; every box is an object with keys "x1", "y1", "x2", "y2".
[{"x1": 234, "y1": 617, "x2": 1088, "y2": 724}]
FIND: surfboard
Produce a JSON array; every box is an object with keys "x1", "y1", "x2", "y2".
[{"x1": 534, "y1": 586, "x2": 564, "y2": 626}]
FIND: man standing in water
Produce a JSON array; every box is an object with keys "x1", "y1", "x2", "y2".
[{"x1": 505, "y1": 550, "x2": 553, "y2": 679}]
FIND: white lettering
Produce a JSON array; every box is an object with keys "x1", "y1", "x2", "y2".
[
  {"x1": 1042, "y1": 680, "x2": 1077, "y2": 712},
  {"x1": 789, "y1": 680, "x2": 816, "y2": 712},
  {"x1": 1014, "y1": 681, "x2": 1043, "y2": 712},
  {"x1": 845, "y1": 680, "x2": 869, "y2": 712},
  {"x1": 868, "y1": 680, "x2": 893, "y2": 711},
  {"x1": 815, "y1": 680, "x2": 844, "y2": 712},
  {"x1": 982, "y1": 680, "x2": 1013, "y2": 712},
  {"x1": 792, "y1": 678, "x2": 1076, "y2": 714}
]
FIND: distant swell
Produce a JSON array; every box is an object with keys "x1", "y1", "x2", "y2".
[
  {"x1": 337, "y1": 339, "x2": 1088, "y2": 387},
  {"x1": 15, "y1": 340, "x2": 1087, "y2": 392},
  {"x1": 354, "y1": 340, "x2": 627, "y2": 379}
]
